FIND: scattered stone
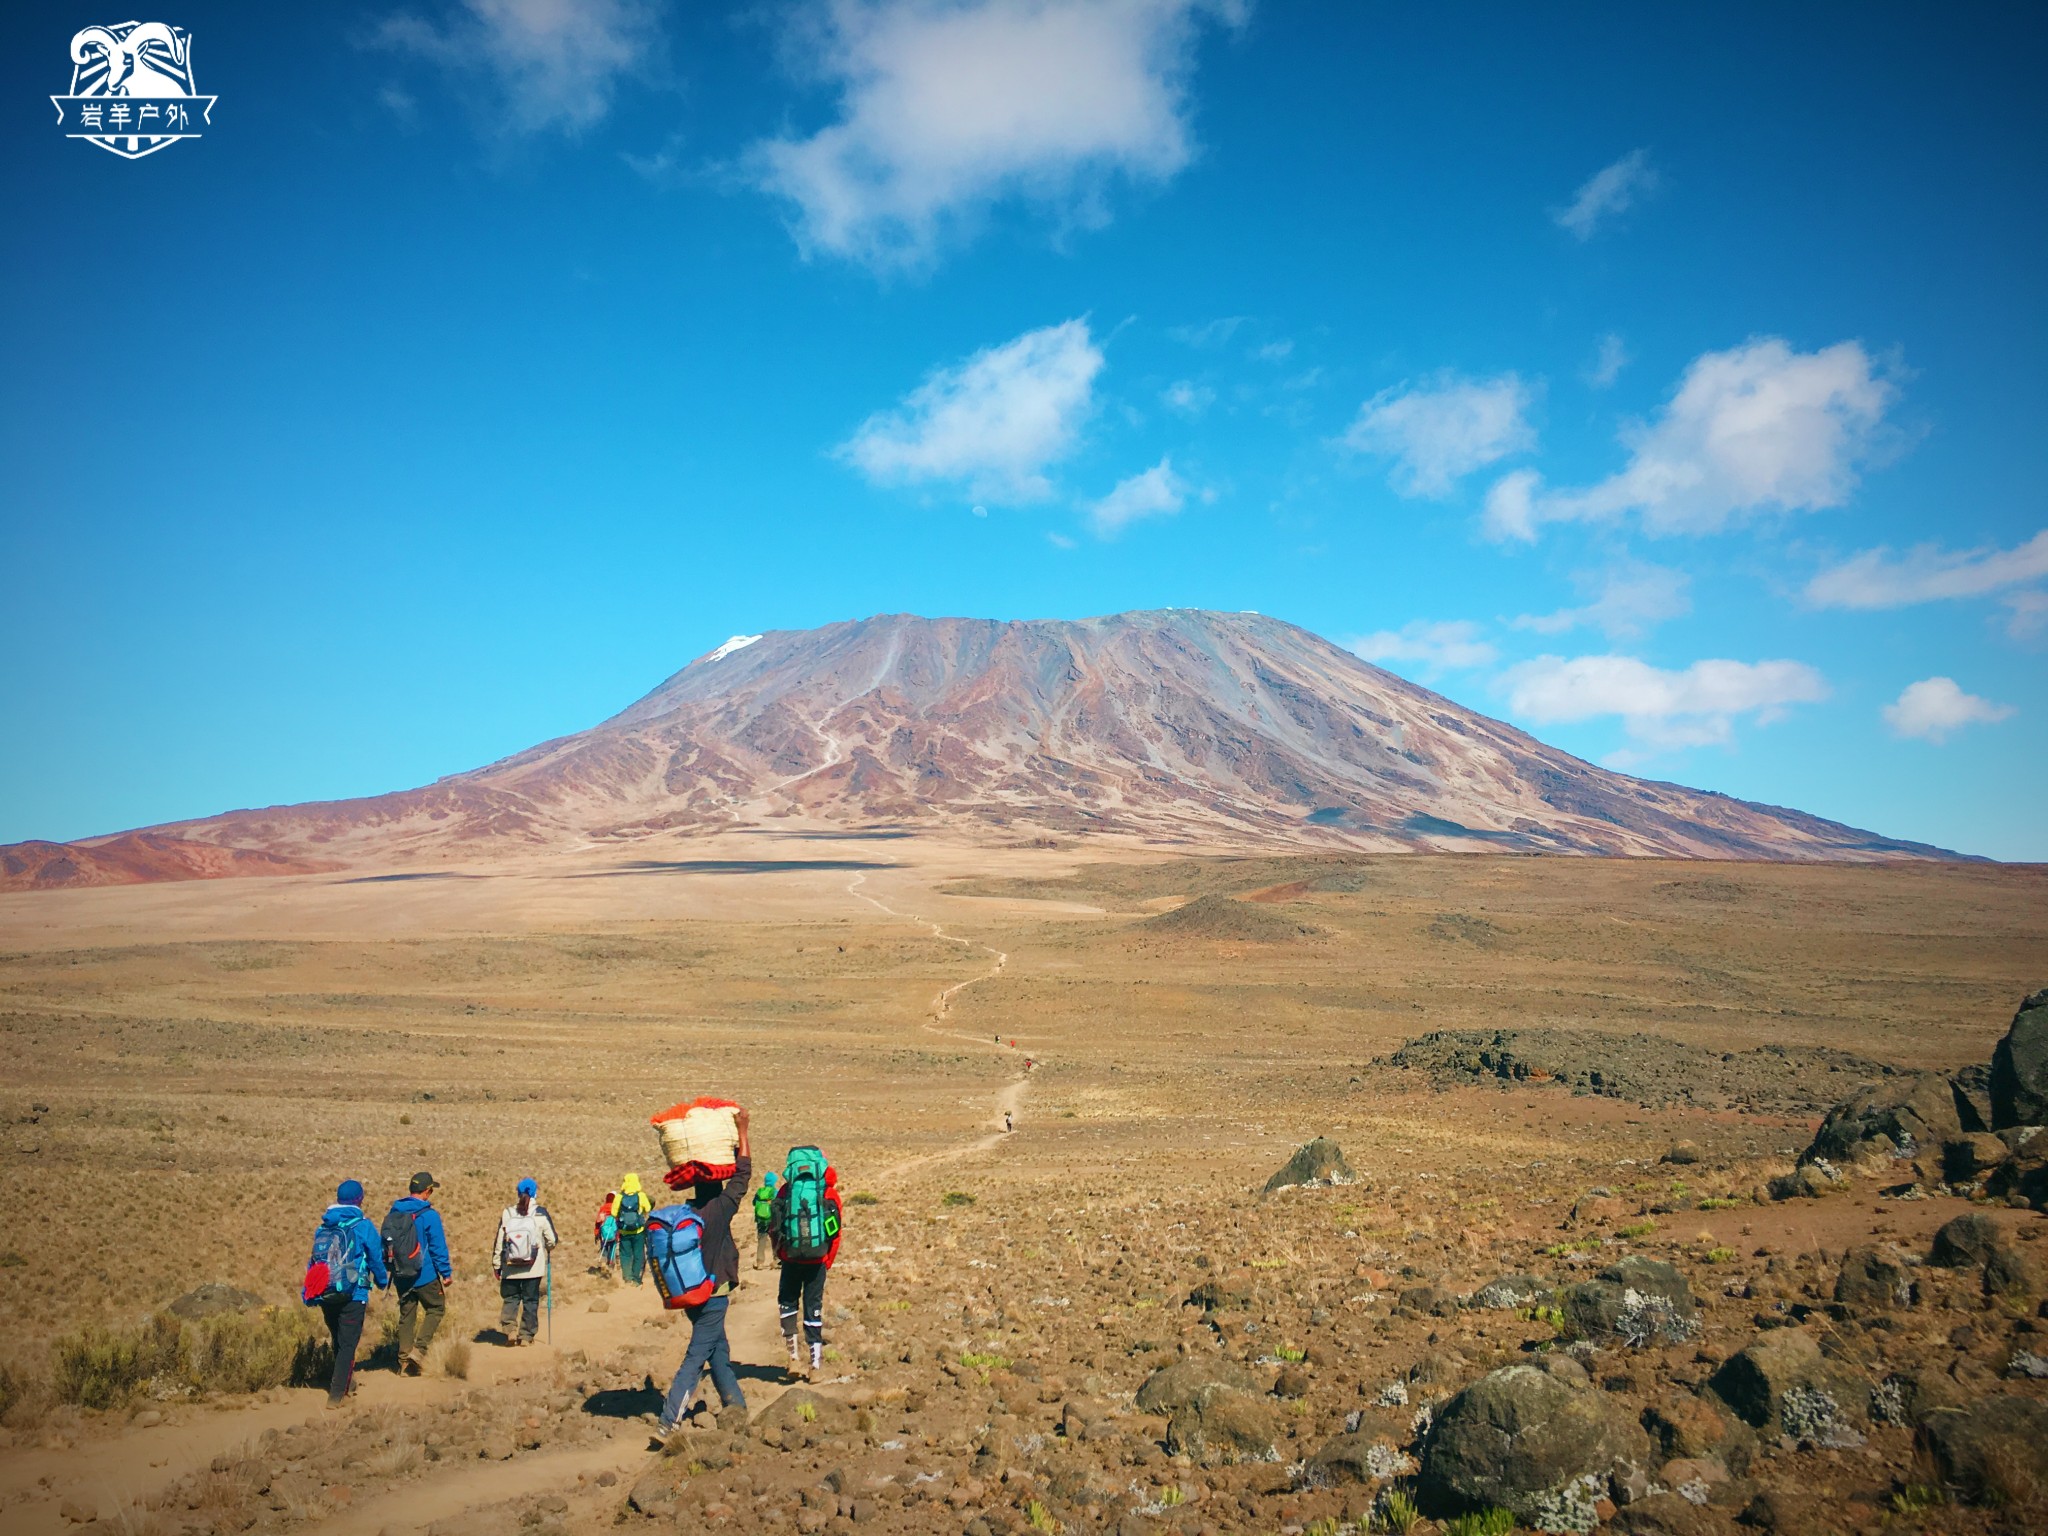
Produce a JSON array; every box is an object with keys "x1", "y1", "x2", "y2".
[
  {"x1": 165, "y1": 1283, "x2": 267, "y2": 1320},
  {"x1": 1765, "y1": 1163, "x2": 1844, "y2": 1202},
  {"x1": 1309, "y1": 1431, "x2": 1415, "y2": 1485},
  {"x1": 1915, "y1": 1395, "x2": 2048, "y2": 1506},
  {"x1": 1663, "y1": 1141, "x2": 1703, "y2": 1166},
  {"x1": 1470, "y1": 1274, "x2": 1551, "y2": 1310},
  {"x1": 1133, "y1": 1359, "x2": 1258, "y2": 1416},
  {"x1": 1562, "y1": 1257, "x2": 1698, "y2": 1348},
  {"x1": 1643, "y1": 1395, "x2": 1754, "y2": 1476},
  {"x1": 1831, "y1": 1246, "x2": 1911, "y2": 1311},
  {"x1": 1418, "y1": 1363, "x2": 1653, "y2": 1527},
  {"x1": 1942, "y1": 1131, "x2": 2011, "y2": 1183},
  {"x1": 1929, "y1": 1212, "x2": 2007, "y2": 1270},
  {"x1": 1989, "y1": 987, "x2": 2048, "y2": 1129},
  {"x1": 1986, "y1": 1134, "x2": 2048, "y2": 1212},
  {"x1": 1801, "y1": 1072, "x2": 1960, "y2": 1170},
  {"x1": 1163, "y1": 1386, "x2": 1279, "y2": 1467},
  {"x1": 588, "y1": 1298, "x2": 610, "y2": 1314},
  {"x1": 1609, "y1": 1491, "x2": 1737, "y2": 1536},
  {"x1": 1706, "y1": 1330, "x2": 1867, "y2": 1443},
  {"x1": 1261, "y1": 1136, "x2": 1353, "y2": 1194}
]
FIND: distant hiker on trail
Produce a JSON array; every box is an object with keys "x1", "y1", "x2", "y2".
[
  {"x1": 383, "y1": 1171, "x2": 453, "y2": 1376},
  {"x1": 303, "y1": 1179, "x2": 389, "y2": 1409},
  {"x1": 656, "y1": 1106, "x2": 752, "y2": 1434},
  {"x1": 615, "y1": 1172, "x2": 653, "y2": 1285},
  {"x1": 1004, "y1": 1110, "x2": 1014, "y2": 1133},
  {"x1": 595, "y1": 1191, "x2": 619, "y2": 1276},
  {"x1": 771, "y1": 1145, "x2": 844, "y2": 1382},
  {"x1": 493, "y1": 1178, "x2": 557, "y2": 1346},
  {"x1": 752, "y1": 1170, "x2": 778, "y2": 1270}
]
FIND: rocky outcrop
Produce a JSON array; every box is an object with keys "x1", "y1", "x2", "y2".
[
  {"x1": 1419, "y1": 1365, "x2": 1652, "y2": 1526},
  {"x1": 1915, "y1": 1396, "x2": 2048, "y2": 1505},
  {"x1": 1562, "y1": 1257, "x2": 1698, "y2": 1348},
  {"x1": 1990, "y1": 988, "x2": 2048, "y2": 1129},
  {"x1": 1801, "y1": 1072, "x2": 1960, "y2": 1168},
  {"x1": 1262, "y1": 1136, "x2": 1353, "y2": 1194}
]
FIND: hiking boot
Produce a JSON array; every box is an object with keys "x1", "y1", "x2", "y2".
[
  {"x1": 324, "y1": 1396, "x2": 347, "y2": 1412},
  {"x1": 402, "y1": 1355, "x2": 424, "y2": 1377}
]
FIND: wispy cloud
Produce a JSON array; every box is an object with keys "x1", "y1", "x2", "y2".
[
  {"x1": 375, "y1": 0, "x2": 663, "y2": 135},
  {"x1": 1501, "y1": 652, "x2": 1828, "y2": 751},
  {"x1": 838, "y1": 318, "x2": 1102, "y2": 502},
  {"x1": 1553, "y1": 148, "x2": 1658, "y2": 240},
  {"x1": 1162, "y1": 379, "x2": 1214, "y2": 416},
  {"x1": 747, "y1": 0, "x2": 1245, "y2": 269},
  {"x1": 1584, "y1": 332, "x2": 1629, "y2": 389},
  {"x1": 1805, "y1": 529, "x2": 2048, "y2": 639},
  {"x1": 1483, "y1": 338, "x2": 1894, "y2": 541},
  {"x1": 1513, "y1": 560, "x2": 1691, "y2": 641},
  {"x1": 1883, "y1": 677, "x2": 2015, "y2": 743},
  {"x1": 1089, "y1": 456, "x2": 1188, "y2": 536},
  {"x1": 1342, "y1": 372, "x2": 1536, "y2": 499},
  {"x1": 1349, "y1": 620, "x2": 1497, "y2": 674}
]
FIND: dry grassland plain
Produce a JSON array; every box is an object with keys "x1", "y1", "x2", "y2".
[{"x1": 0, "y1": 843, "x2": 2043, "y2": 1535}]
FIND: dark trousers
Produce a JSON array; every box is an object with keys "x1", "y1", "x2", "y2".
[
  {"x1": 498, "y1": 1277, "x2": 541, "y2": 1340},
  {"x1": 319, "y1": 1297, "x2": 366, "y2": 1402},
  {"x1": 660, "y1": 1293, "x2": 743, "y2": 1427},
  {"x1": 618, "y1": 1230, "x2": 647, "y2": 1284},
  {"x1": 778, "y1": 1262, "x2": 827, "y2": 1348},
  {"x1": 398, "y1": 1279, "x2": 445, "y2": 1359}
]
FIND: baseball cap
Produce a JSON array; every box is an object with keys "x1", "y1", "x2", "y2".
[{"x1": 409, "y1": 1171, "x2": 437, "y2": 1194}]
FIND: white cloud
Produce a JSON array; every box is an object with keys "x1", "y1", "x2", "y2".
[
  {"x1": 1883, "y1": 677, "x2": 2016, "y2": 743},
  {"x1": 839, "y1": 318, "x2": 1102, "y2": 502},
  {"x1": 1513, "y1": 560, "x2": 1691, "y2": 641},
  {"x1": 1342, "y1": 372, "x2": 1536, "y2": 499},
  {"x1": 1162, "y1": 379, "x2": 1214, "y2": 415},
  {"x1": 1553, "y1": 148, "x2": 1658, "y2": 240},
  {"x1": 376, "y1": 0, "x2": 661, "y2": 134},
  {"x1": 1585, "y1": 332, "x2": 1629, "y2": 389},
  {"x1": 1483, "y1": 338, "x2": 1894, "y2": 541},
  {"x1": 1254, "y1": 339, "x2": 1294, "y2": 362},
  {"x1": 1089, "y1": 456, "x2": 1187, "y2": 536},
  {"x1": 1349, "y1": 620, "x2": 1497, "y2": 674},
  {"x1": 2005, "y1": 589, "x2": 2048, "y2": 641},
  {"x1": 747, "y1": 0, "x2": 1244, "y2": 269},
  {"x1": 1804, "y1": 529, "x2": 2048, "y2": 624},
  {"x1": 1168, "y1": 315, "x2": 1248, "y2": 347},
  {"x1": 1501, "y1": 653, "x2": 1828, "y2": 751}
]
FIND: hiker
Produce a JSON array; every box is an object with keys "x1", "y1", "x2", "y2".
[
  {"x1": 493, "y1": 1178, "x2": 557, "y2": 1346},
  {"x1": 770, "y1": 1145, "x2": 845, "y2": 1381},
  {"x1": 751, "y1": 1170, "x2": 778, "y2": 1269},
  {"x1": 305, "y1": 1179, "x2": 389, "y2": 1408},
  {"x1": 595, "y1": 1191, "x2": 619, "y2": 1276},
  {"x1": 383, "y1": 1171, "x2": 453, "y2": 1376},
  {"x1": 656, "y1": 1106, "x2": 752, "y2": 1433},
  {"x1": 615, "y1": 1172, "x2": 653, "y2": 1285},
  {"x1": 1004, "y1": 1109, "x2": 1014, "y2": 1133}
]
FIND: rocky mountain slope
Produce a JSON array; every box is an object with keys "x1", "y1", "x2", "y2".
[{"x1": 4, "y1": 610, "x2": 1956, "y2": 884}]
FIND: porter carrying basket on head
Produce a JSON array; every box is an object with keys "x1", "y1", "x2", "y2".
[{"x1": 650, "y1": 1097, "x2": 740, "y2": 1188}]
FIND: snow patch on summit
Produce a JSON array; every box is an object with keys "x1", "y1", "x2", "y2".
[{"x1": 702, "y1": 634, "x2": 762, "y2": 664}]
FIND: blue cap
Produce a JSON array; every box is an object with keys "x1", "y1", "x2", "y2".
[
  {"x1": 336, "y1": 1179, "x2": 364, "y2": 1205},
  {"x1": 517, "y1": 1177, "x2": 538, "y2": 1197},
  {"x1": 763, "y1": 1171, "x2": 778, "y2": 1186}
]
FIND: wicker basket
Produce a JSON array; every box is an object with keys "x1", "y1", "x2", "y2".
[{"x1": 650, "y1": 1098, "x2": 739, "y2": 1182}]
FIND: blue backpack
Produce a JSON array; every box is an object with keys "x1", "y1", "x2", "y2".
[
  {"x1": 303, "y1": 1214, "x2": 369, "y2": 1306},
  {"x1": 646, "y1": 1204, "x2": 716, "y2": 1309}
]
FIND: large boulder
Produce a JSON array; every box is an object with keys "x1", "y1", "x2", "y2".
[
  {"x1": 1163, "y1": 1386, "x2": 1280, "y2": 1466},
  {"x1": 1707, "y1": 1330, "x2": 1867, "y2": 1445},
  {"x1": 1561, "y1": 1257, "x2": 1698, "y2": 1348},
  {"x1": 1989, "y1": 988, "x2": 2048, "y2": 1129},
  {"x1": 1419, "y1": 1364, "x2": 1652, "y2": 1526},
  {"x1": 1929, "y1": 1212, "x2": 2007, "y2": 1270},
  {"x1": 164, "y1": 1283, "x2": 267, "y2": 1321},
  {"x1": 1309, "y1": 1430, "x2": 1415, "y2": 1485},
  {"x1": 1642, "y1": 1394, "x2": 1754, "y2": 1476},
  {"x1": 1832, "y1": 1246, "x2": 1912, "y2": 1311},
  {"x1": 1134, "y1": 1358, "x2": 1259, "y2": 1415},
  {"x1": 1915, "y1": 1395, "x2": 2048, "y2": 1505},
  {"x1": 1986, "y1": 1133, "x2": 2048, "y2": 1212},
  {"x1": 1802, "y1": 1072, "x2": 1961, "y2": 1168},
  {"x1": 1262, "y1": 1137, "x2": 1353, "y2": 1195},
  {"x1": 1942, "y1": 1132, "x2": 2011, "y2": 1183},
  {"x1": 1950, "y1": 1062, "x2": 1993, "y2": 1132}
]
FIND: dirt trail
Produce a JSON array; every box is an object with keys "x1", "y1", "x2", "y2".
[{"x1": 845, "y1": 873, "x2": 1034, "y2": 1175}]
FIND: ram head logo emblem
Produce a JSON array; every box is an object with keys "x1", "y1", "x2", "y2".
[{"x1": 54, "y1": 20, "x2": 217, "y2": 159}]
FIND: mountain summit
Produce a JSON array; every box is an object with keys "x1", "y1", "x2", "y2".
[{"x1": 6, "y1": 610, "x2": 1954, "y2": 883}]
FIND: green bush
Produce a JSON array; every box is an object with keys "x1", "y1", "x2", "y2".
[
  {"x1": 1444, "y1": 1510, "x2": 1516, "y2": 1536},
  {"x1": 940, "y1": 1191, "x2": 976, "y2": 1207}
]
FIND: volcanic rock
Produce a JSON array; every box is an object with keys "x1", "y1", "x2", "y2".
[
  {"x1": 1133, "y1": 1359, "x2": 1258, "y2": 1416},
  {"x1": 1831, "y1": 1247, "x2": 1912, "y2": 1312},
  {"x1": 1419, "y1": 1364, "x2": 1652, "y2": 1526},
  {"x1": 1950, "y1": 1063, "x2": 1994, "y2": 1132},
  {"x1": 1929, "y1": 1213, "x2": 2008, "y2": 1271},
  {"x1": 1801, "y1": 1073, "x2": 1960, "y2": 1169},
  {"x1": 1991, "y1": 988, "x2": 2048, "y2": 1129},
  {"x1": 1163, "y1": 1386, "x2": 1279, "y2": 1467},
  {"x1": 164, "y1": 1283, "x2": 268, "y2": 1320},
  {"x1": 1942, "y1": 1132, "x2": 2011, "y2": 1183},
  {"x1": 1642, "y1": 1395, "x2": 1753, "y2": 1476},
  {"x1": 1261, "y1": 1136, "x2": 1353, "y2": 1195},
  {"x1": 1562, "y1": 1257, "x2": 1697, "y2": 1348},
  {"x1": 1609, "y1": 1493, "x2": 1738, "y2": 1536},
  {"x1": 1707, "y1": 1331, "x2": 1867, "y2": 1441},
  {"x1": 1986, "y1": 1134, "x2": 2048, "y2": 1212},
  {"x1": 1915, "y1": 1395, "x2": 2048, "y2": 1506}
]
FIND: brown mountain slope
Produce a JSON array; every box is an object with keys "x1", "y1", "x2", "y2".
[
  {"x1": 0, "y1": 833, "x2": 336, "y2": 892},
  {"x1": 14, "y1": 610, "x2": 1958, "y2": 882}
]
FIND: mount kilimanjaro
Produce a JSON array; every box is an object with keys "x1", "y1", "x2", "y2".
[{"x1": 0, "y1": 609, "x2": 1955, "y2": 888}]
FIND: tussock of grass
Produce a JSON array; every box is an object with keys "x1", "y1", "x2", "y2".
[{"x1": 51, "y1": 1307, "x2": 324, "y2": 1410}]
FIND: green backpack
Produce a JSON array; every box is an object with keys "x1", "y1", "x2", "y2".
[{"x1": 774, "y1": 1147, "x2": 837, "y2": 1261}]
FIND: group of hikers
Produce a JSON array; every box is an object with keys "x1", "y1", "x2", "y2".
[{"x1": 303, "y1": 1102, "x2": 845, "y2": 1436}]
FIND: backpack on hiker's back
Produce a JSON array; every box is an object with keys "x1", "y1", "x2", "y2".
[
  {"x1": 646, "y1": 1204, "x2": 717, "y2": 1308},
  {"x1": 304, "y1": 1212, "x2": 370, "y2": 1306},
  {"x1": 381, "y1": 1204, "x2": 424, "y2": 1287},
  {"x1": 773, "y1": 1146, "x2": 840, "y2": 1261},
  {"x1": 615, "y1": 1188, "x2": 649, "y2": 1235}
]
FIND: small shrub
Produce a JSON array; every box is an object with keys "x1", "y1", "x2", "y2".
[
  {"x1": 1275, "y1": 1345, "x2": 1306, "y2": 1362},
  {"x1": 1372, "y1": 1487, "x2": 1421, "y2": 1534},
  {"x1": 1618, "y1": 1220, "x2": 1658, "y2": 1240},
  {"x1": 1704, "y1": 1246, "x2": 1737, "y2": 1265},
  {"x1": 797, "y1": 1400, "x2": 818, "y2": 1423},
  {"x1": 849, "y1": 1192, "x2": 879, "y2": 1206},
  {"x1": 958, "y1": 1352, "x2": 1011, "y2": 1371},
  {"x1": 1156, "y1": 1486, "x2": 1185, "y2": 1507},
  {"x1": 1024, "y1": 1498, "x2": 1059, "y2": 1532},
  {"x1": 52, "y1": 1308, "x2": 324, "y2": 1408},
  {"x1": 441, "y1": 1340, "x2": 471, "y2": 1380},
  {"x1": 1891, "y1": 1483, "x2": 1947, "y2": 1512},
  {"x1": 941, "y1": 1192, "x2": 976, "y2": 1208},
  {"x1": 1698, "y1": 1197, "x2": 1741, "y2": 1210},
  {"x1": 1444, "y1": 1509, "x2": 1515, "y2": 1536},
  {"x1": 52, "y1": 1316, "x2": 182, "y2": 1409},
  {"x1": 0, "y1": 1252, "x2": 24, "y2": 1268}
]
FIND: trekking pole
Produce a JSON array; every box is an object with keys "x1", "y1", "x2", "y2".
[{"x1": 545, "y1": 1252, "x2": 553, "y2": 1345}]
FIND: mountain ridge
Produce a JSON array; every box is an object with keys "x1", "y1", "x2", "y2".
[{"x1": 1, "y1": 609, "x2": 1962, "y2": 888}]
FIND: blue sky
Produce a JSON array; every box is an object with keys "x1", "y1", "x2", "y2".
[{"x1": 3, "y1": 2, "x2": 2044, "y2": 858}]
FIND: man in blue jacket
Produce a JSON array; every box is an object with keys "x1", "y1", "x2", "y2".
[
  {"x1": 311, "y1": 1179, "x2": 389, "y2": 1408},
  {"x1": 384, "y1": 1171, "x2": 454, "y2": 1376}
]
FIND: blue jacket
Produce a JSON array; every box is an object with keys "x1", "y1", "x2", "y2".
[
  {"x1": 386, "y1": 1197, "x2": 452, "y2": 1285},
  {"x1": 311, "y1": 1204, "x2": 390, "y2": 1303}
]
